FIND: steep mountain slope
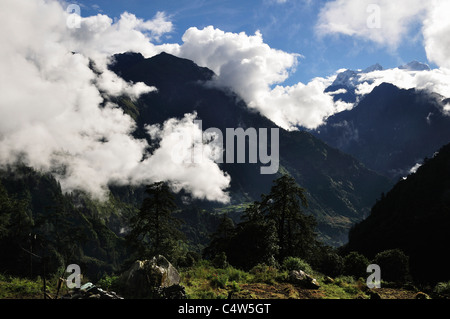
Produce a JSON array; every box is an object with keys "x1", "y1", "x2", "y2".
[
  {"x1": 314, "y1": 83, "x2": 450, "y2": 178},
  {"x1": 344, "y1": 143, "x2": 450, "y2": 284},
  {"x1": 109, "y1": 52, "x2": 392, "y2": 246}
]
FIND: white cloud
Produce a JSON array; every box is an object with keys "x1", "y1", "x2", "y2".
[
  {"x1": 356, "y1": 67, "x2": 450, "y2": 99},
  {"x1": 0, "y1": 0, "x2": 230, "y2": 202},
  {"x1": 163, "y1": 26, "x2": 351, "y2": 130},
  {"x1": 65, "y1": 11, "x2": 172, "y2": 59},
  {"x1": 316, "y1": 0, "x2": 428, "y2": 50},
  {"x1": 316, "y1": 0, "x2": 450, "y2": 72},
  {"x1": 422, "y1": 0, "x2": 450, "y2": 69},
  {"x1": 142, "y1": 114, "x2": 231, "y2": 203}
]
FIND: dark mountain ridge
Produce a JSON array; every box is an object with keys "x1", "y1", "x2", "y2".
[
  {"x1": 313, "y1": 82, "x2": 450, "y2": 178},
  {"x1": 344, "y1": 142, "x2": 450, "y2": 284}
]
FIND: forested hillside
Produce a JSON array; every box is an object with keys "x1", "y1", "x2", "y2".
[{"x1": 345, "y1": 143, "x2": 450, "y2": 284}]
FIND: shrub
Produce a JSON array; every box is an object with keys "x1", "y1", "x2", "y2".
[
  {"x1": 225, "y1": 267, "x2": 249, "y2": 283},
  {"x1": 335, "y1": 276, "x2": 355, "y2": 287},
  {"x1": 250, "y1": 264, "x2": 279, "y2": 285},
  {"x1": 343, "y1": 252, "x2": 369, "y2": 279},
  {"x1": 178, "y1": 251, "x2": 201, "y2": 268},
  {"x1": 209, "y1": 273, "x2": 228, "y2": 289},
  {"x1": 318, "y1": 252, "x2": 344, "y2": 278},
  {"x1": 96, "y1": 275, "x2": 120, "y2": 291},
  {"x1": 372, "y1": 249, "x2": 410, "y2": 283},
  {"x1": 434, "y1": 281, "x2": 450, "y2": 296},
  {"x1": 282, "y1": 257, "x2": 313, "y2": 274},
  {"x1": 212, "y1": 252, "x2": 228, "y2": 269},
  {"x1": 229, "y1": 281, "x2": 241, "y2": 293}
]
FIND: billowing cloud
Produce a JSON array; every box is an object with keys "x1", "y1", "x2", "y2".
[
  {"x1": 316, "y1": 0, "x2": 428, "y2": 49},
  {"x1": 163, "y1": 26, "x2": 352, "y2": 130},
  {"x1": 422, "y1": 0, "x2": 450, "y2": 69},
  {"x1": 142, "y1": 113, "x2": 231, "y2": 203},
  {"x1": 65, "y1": 10, "x2": 172, "y2": 60},
  {"x1": 0, "y1": 0, "x2": 230, "y2": 202},
  {"x1": 316, "y1": 0, "x2": 450, "y2": 72},
  {"x1": 356, "y1": 67, "x2": 450, "y2": 99}
]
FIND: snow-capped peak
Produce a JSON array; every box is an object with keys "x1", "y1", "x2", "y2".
[{"x1": 398, "y1": 61, "x2": 431, "y2": 72}]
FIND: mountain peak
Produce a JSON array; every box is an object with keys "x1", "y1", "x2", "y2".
[
  {"x1": 330, "y1": 63, "x2": 383, "y2": 88},
  {"x1": 109, "y1": 51, "x2": 215, "y2": 87},
  {"x1": 398, "y1": 61, "x2": 431, "y2": 71},
  {"x1": 363, "y1": 63, "x2": 383, "y2": 73}
]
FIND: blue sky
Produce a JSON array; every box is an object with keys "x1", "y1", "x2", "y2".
[{"x1": 75, "y1": 0, "x2": 430, "y2": 84}]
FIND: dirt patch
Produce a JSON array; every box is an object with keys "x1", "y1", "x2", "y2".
[
  {"x1": 228, "y1": 282, "x2": 422, "y2": 300},
  {"x1": 230, "y1": 283, "x2": 324, "y2": 299},
  {"x1": 374, "y1": 288, "x2": 419, "y2": 299}
]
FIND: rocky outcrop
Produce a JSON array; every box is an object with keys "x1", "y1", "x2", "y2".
[
  {"x1": 119, "y1": 255, "x2": 185, "y2": 299},
  {"x1": 288, "y1": 270, "x2": 320, "y2": 290},
  {"x1": 61, "y1": 282, "x2": 123, "y2": 299}
]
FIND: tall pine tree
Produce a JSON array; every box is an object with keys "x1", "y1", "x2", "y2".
[
  {"x1": 262, "y1": 175, "x2": 317, "y2": 261},
  {"x1": 127, "y1": 182, "x2": 184, "y2": 262}
]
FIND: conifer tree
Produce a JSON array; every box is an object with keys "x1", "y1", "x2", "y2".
[
  {"x1": 127, "y1": 182, "x2": 184, "y2": 261},
  {"x1": 262, "y1": 175, "x2": 317, "y2": 261}
]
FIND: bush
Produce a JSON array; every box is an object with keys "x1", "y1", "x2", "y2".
[
  {"x1": 96, "y1": 275, "x2": 120, "y2": 291},
  {"x1": 335, "y1": 276, "x2": 355, "y2": 287},
  {"x1": 209, "y1": 273, "x2": 228, "y2": 289},
  {"x1": 343, "y1": 252, "x2": 369, "y2": 279},
  {"x1": 225, "y1": 267, "x2": 250, "y2": 283},
  {"x1": 250, "y1": 264, "x2": 279, "y2": 285},
  {"x1": 282, "y1": 257, "x2": 313, "y2": 274},
  {"x1": 178, "y1": 251, "x2": 201, "y2": 268},
  {"x1": 434, "y1": 281, "x2": 450, "y2": 296},
  {"x1": 317, "y1": 252, "x2": 344, "y2": 278},
  {"x1": 212, "y1": 252, "x2": 228, "y2": 269},
  {"x1": 372, "y1": 249, "x2": 410, "y2": 283}
]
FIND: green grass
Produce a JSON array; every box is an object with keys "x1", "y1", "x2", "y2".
[
  {"x1": 0, "y1": 273, "x2": 73, "y2": 299},
  {"x1": 3, "y1": 261, "x2": 424, "y2": 300},
  {"x1": 179, "y1": 261, "x2": 375, "y2": 300},
  {"x1": 180, "y1": 260, "x2": 254, "y2": 299},
  {"x1": 318, "y1": 275, "x2": 369, "y2": 299}
]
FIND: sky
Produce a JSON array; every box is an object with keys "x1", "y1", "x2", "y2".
[
  {"x1": 1, "y1": 0, "x2": 450, "y2": 203},
  {"x1": 74, "y1": 0, "x2": 432, "y2": 84}
]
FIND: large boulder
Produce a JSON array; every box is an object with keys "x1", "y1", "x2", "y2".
[
  {"x1": 288, "y1": 270, "x2": 320, "y2": 290},
  {"x1": 119, "y1": 255, "x2": 183, "y2": 298}
]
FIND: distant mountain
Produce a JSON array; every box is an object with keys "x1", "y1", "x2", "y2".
[
  {"x1": 344, "y1": 143, "x2": 450, "y2": 284},
  {"x1": 324, "y1": 63, "x2": 383, "y2": 104},
  {"x1": 313, "y1": 82, "x2": 450, "y2": 178},
  {"x1": 324, "y1": 61, "x2": 430, "y2": 104},
  {"x1": 398, "y1": 61, "x2": 431, "y2": 72},
  {"x1": 108, "y1": 52, "x2": 392, "y2": 246}
]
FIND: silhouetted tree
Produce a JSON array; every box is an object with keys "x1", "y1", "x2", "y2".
[
  {"x1": 204, "y1": 175, "x2": 320, "y2": 269},
  {"x1": 227, "y1": 202, "x2": 279, "y2": 270},
  {"x1": 127, "y1": 182, "x2": 184, "y2": 261},
  {"x1": 203, "y1": 214, "x2": 235, "y2": 261},
  {"x1": 262, "y1": 175, "x2": 317, "y2": 261}
]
